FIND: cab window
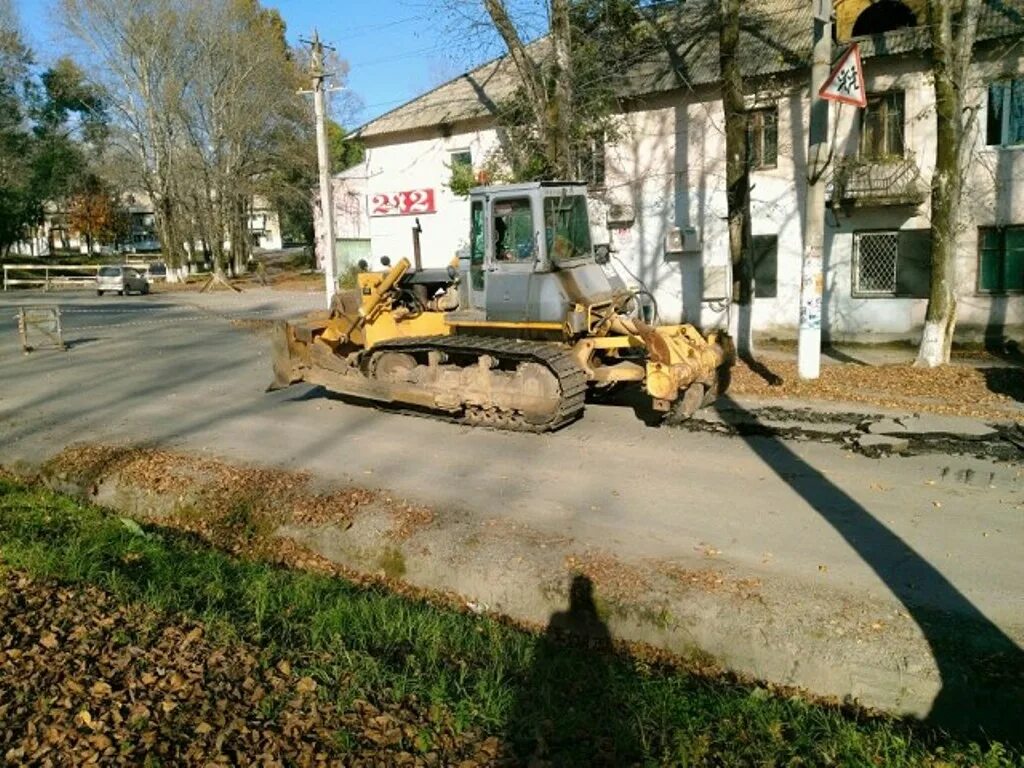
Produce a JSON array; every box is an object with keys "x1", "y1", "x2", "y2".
[
  {"x1": 493, "y1": 198, "x2": 535, "y2": 262},
  {"x1": 470, "y1": 201, "x2": 484, "y2": 266},
  {"x1": 544, "y1": 194, "x2": 592, "y2": 264}
]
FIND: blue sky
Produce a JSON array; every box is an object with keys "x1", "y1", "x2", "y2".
[{"x1": 13, "y1": 0, "x2": 510, "y2": 128}]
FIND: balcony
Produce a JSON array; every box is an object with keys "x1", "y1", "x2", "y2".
[{"x1": 829, "y1": 155, "x2": 928, "y2": 209}]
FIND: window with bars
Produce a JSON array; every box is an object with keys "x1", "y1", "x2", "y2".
[
  {"x1": 746, "y1": 108, "x2": 778, "y2": 170},
  {"x1": 978, "y1": 226, "x2": 1024, "y2": 293},
  {"x1": 854, "y1": 232, "x2": 898, "y2": 294},
  {"x1": 860, "y1": 92, "x2": 905, "y2": 160},
  {"x1": 986, "y1": 80, "x2": 1024, "y2": 147},
  {"x1": 853, "y1": 230, "x2": 931, "y2": 297}
]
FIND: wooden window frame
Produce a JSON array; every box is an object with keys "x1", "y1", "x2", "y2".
[
  {"x1": 746, "y1": 107, "x2": 778, "y2": 170},
  {"x1": 859, "y1": 91, "x2": 905, "y2": 161},
  {"x1": 986, "y1": 79, "x2": 1024, "y2": 148}
]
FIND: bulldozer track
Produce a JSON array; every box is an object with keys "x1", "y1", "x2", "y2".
[{"x1": 364, "y1": 335, "x2": 588, "y2": 433}]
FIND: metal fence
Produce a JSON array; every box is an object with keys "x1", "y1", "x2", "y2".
[
  {"x1": 15, "y1": 306, "x2": 66, "y2": 352},
  {"x1": 2, "y1": 263, "x2": 100, "y2": 291}
]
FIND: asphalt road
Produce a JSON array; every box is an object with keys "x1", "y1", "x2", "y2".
[{"x1": 1, "y1": 287, "x2": 1022, "y2": 732}]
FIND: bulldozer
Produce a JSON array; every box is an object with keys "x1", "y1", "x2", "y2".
[{"x1": 270, "y1": 181, "x2": 733, "y2": 432}]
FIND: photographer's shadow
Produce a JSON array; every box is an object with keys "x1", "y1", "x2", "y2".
[{"x1": 506, "y1": 575, "x2": 628, "y2": 766}]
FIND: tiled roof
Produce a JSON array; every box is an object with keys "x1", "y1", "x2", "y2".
[{"x1": 358, "y1": 0, "x2": 1024, "y2": 140}]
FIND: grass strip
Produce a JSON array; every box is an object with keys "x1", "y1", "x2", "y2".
[{"x1": 0, "y1": 478, "x2": 1019, "y2": 767}]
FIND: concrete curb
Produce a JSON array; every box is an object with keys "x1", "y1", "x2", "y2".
[{"x1": 12, "y1": 456, "x2": 1022, "y2": 742}]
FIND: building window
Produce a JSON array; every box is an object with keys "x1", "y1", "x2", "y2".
[
  {"x1": 978, "y1": 226, "x2": 1024, "y2": 293},
  {"x1": 752, "y1": 235, "x2": 777, "y2": 298},
  {"x1": 851, "y1": 0, "x2": 917, "y2": 37},
  {"x1": 986, "y1": 80, "x2": 1024, "y2": 147},
  {"x1": 853, "y1": 230, "x2": 932, "y2": 297},
  {"x1": 860, "y1": 92, "x2": 905, "y2": 160},
  {"x1": 747, "y1": 108, "x2": 778, "y2": 170},
  {"x1": 448, "y1": 150, "x2": 476, "y2": 196},
  {"x1": 450, "y1": 150, "x2": 472, "y2": 170}
]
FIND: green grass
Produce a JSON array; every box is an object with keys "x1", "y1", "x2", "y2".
[{"x1": 0, "y1": 478, "x2": 1019, "y2": 767}]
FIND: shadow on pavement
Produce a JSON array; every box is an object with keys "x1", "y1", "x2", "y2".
[
  {"x1": 822, "y1": 345, "x2": 870, "y2": 365},
  {"x1": 713, "y1": 393, "x2": 1024, "y2": 744},
  {"x1": 980, "y1": 366, "x2": 1024, "y2": 403},
  {"x1": 739, "y1": 352, "x2": 785, "y2": 385},
  {"x1": 63, "y1": 337, "x2": 102, "y2": 349}
]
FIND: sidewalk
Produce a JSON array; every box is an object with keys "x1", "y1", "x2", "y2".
[{"x1": 725, "y1": 342, "x2": 1023, "y2": 425}]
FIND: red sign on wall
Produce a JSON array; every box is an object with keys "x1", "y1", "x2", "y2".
[{"x1": 370, "y1": 189, "x2": 436, "y2": 217}]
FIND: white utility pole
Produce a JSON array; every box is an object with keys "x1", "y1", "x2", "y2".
[
  {"x1": 798, "y1": 0, "x2": 833, "y2": 379},
  {"x1": 308, "y1": 31, "x2": 337, "y2": 309}
]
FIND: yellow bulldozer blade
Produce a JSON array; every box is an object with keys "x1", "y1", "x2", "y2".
[{"x1": 268, "y1": 321, "x2": 302, "y2": 391}]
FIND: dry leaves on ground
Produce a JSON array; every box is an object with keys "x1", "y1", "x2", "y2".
[
  {"x1": 0, "y1": 570, "x2": 507, "y2": 767},
  {"x1": 564, "y1": 552, "x2": 650, "y2": 603},
  {"x1": 728, "y1": 358, "x2": 1022, "y2": 421},
  {"x1": 657, "y1": 563, "x2": 762, "y2": 598},
  {"x1": 42, "y1": 445, "x2": 435, "y2": 546}
]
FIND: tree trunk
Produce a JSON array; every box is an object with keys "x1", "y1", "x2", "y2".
[
  {"x1": 916, "y1": 0, "x2": 981, "y2": 367},
  {"x1": 232, "y1": 196, "x2": 248, "y2": 275},
  {"x1": 549, "y1": 0, "x2": 574, "y2": 178},
  {"x1": 720, "y1": 0, "x2": 753, "y2": 357},
  {"x1": 154, "y1": 195, "x2": 180, "y2": 270}
]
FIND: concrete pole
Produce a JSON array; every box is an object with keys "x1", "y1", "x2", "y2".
[
  {"x1": 310, "y1": 31, "x2": 337, "y2": 309},
  {"x1": 798, "y1": 2, "x2": 833, "y2": 379}
]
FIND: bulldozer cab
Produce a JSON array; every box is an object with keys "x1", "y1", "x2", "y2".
[{"x1": 463, "y1": 182, "x2": 601, "y2": 323}]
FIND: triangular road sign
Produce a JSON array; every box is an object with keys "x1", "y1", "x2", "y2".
[{"x1": 819, "y1": 43, "x2": 867, "y2": 107}]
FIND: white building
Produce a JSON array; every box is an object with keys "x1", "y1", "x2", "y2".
[
  {"x1": 13, "y1": 191, "x2": 282, "y2": 257},
  {"x1": 325, "y1": 0, "x2": 1023, "y2": 343}
]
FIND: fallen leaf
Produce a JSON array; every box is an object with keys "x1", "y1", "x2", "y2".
[
  {"x1": 39, "y1": 631, "x2": 58, "y2": 649},
  {"x1": 296, "y1": 676, "x2": 317, "y2": 694}
]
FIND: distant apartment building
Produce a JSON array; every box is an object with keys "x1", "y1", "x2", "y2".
[{"x1": 13, "y1": 192, "x2": 282, "y2": 257}]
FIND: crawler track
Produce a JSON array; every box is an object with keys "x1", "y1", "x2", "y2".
[{"x1": 364, "y1": 335, "x2": 588, "y2": 432}]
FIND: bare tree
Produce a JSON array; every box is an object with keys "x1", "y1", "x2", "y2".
[
  {"x1": 483, "y1": 0, "x2": 575, "y2": 178},
  {"x1": 916, "y1": 0, "x2": 983, "y2": 367},
  {"x1": 63, "y1": 0, "x2": 191, "y2": 270},
  {"x1": 63, "y1": 0, "x2": 323, "y2": 279},
  {"x1": 175, "y1": 0, "x2": 307, "y2": 275}
]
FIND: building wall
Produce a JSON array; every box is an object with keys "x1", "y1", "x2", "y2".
[
  {"x1": 603, "y1": 52, "x2": 1024, "y2": 341},
  {"x1": 339, "y1": 51, "x2": 1023, "y2": 342},
  {"x1": 250, "y1": 195, "x2": 283, "y2": 251},
  {"x1": 343, "y1": 125, "x2": 503, "y2": 270}
]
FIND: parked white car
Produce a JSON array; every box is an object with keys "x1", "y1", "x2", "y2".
[{"x1": 96, "y1": 265, "x2": 150, "y2": 296}]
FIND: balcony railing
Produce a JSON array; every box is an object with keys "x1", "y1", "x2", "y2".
[{"x1": 829, "y1": 155, "x2": 928, "y2": 208}]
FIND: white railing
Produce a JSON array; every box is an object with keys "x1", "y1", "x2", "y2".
[
  {"x1": 124, "y1": 259, "x2": 167, "y2": 280},
  {"x1": 2, "y1": 263, "x2": 101, "y2": 290}
]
